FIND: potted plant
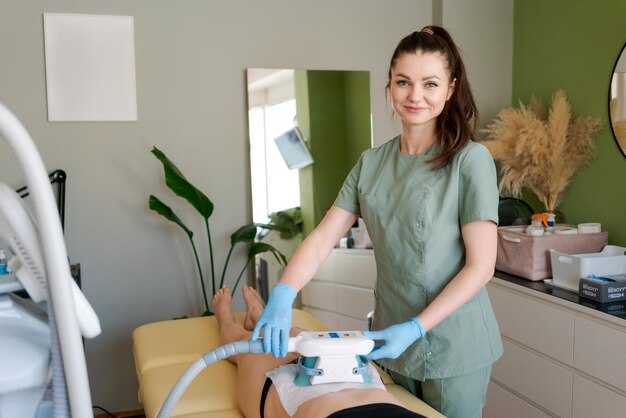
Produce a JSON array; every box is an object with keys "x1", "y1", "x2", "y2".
[
  {"x1": 149, "y1": 146, "x2": 287, "y2": 316},
  {"x1": 481, "y1": 90, "x2": 602, "y2": 215},
  {"x1": 268, "y1": 207, "x2": 303, "y2": 240}
]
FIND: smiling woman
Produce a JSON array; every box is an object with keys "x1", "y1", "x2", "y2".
[
  {"x1": 389, "y1": 51, "x2": 456, "y2": 154},
  {"x1": 251, "y1": 26, "x2": 503, "y2": 418}
]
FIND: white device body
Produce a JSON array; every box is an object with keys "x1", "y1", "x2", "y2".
[
  {"x1": 0, "y1": 183, "x2": 101, "y2": 339},
  {"x1": 288, "y1": 331, "x2": 374, "y2": 385},
  {"x1": 0, "y1": 102, "x2": 98, "y2": 417}
]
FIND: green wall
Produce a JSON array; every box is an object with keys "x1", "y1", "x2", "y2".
[
  {"x1": 295, "y1": 70, "x2": 371, "y2": 234},
  {"x1": 294, "y1": 70, "x2": 314, "y2": 235},
  {"x1": 514, "y1": 0, "x2": 626, "y2": 245},
  {"x1": 345, "y1": 71, "x2": 373, "y2": 167}
]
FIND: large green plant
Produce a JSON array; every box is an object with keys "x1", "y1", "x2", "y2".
[{"x1": 149, "y1": 146, "x2": 287, "y2": 316}]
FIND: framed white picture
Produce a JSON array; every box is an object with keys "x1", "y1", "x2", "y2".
[{"x1": 43, "y1": 13, "x2": 137, "y2": 121}]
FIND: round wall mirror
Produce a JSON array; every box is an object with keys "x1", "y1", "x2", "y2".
[{"x1": 609, "y1": 41, "x2": 626, "y2": 157}]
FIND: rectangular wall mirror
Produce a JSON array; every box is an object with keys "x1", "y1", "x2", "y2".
[{"x1": 246, "y1": 68, "x2": 372, "y2": 298}]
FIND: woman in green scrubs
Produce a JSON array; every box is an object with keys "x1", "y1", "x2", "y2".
[{"x1": 253, "y1": 25, "x2": 502, "y2": 418}]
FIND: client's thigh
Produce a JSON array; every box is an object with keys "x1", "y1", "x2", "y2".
[{"x1": 236, "y1": 352, "x2": 299, "y2": 418}]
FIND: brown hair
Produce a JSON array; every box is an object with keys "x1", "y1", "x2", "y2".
[{"x1": 387, "y1": 25, "x2": 479, "y2": 170}]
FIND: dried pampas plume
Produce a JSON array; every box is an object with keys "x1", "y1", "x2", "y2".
[{"x1": 481, "y1": 90, "x2": 602, "y2": 212}]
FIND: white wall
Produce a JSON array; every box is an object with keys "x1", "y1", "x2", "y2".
[{"x1": 0, "y1": 0, "x2": 437, "y2": 411}]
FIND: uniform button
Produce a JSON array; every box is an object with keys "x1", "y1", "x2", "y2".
[
  {"x1": 413, "y1": 222, "x2": 419, "y2": 228},
  {"x1": 425, "y1": 352, "x2": 432, "y2": 358}
]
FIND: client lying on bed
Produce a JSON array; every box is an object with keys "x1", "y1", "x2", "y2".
[{"x1": 214, "y1": 286, "x2": 427, "y2": 418}]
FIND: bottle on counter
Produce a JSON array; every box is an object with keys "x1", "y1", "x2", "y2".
[
  {"x1": 526, "y1": 214, "x2": 547, "y2": 236},
  {"x1": 544, "y1": 212, "x2": 556, "y2": 232}
]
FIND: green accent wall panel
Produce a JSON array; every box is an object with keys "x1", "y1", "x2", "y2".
[
  {"x1": 344, "y1": 71, "x2": 372, "y2": 167},
  {"x1": 513, "y1": 0, "x2": 626, "y2": 245},
  {"x1": 294, "y1": 69, "x2": 315, "y2": 235},
  {"x1": 308, "y1": 70, "x2": 349, "y2": 227},
  {"x1": 295, "y1": 70, "x2": 372, "y2": 235}
]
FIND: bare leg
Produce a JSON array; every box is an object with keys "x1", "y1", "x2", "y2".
[
  {"x1": 213, "y1": 288, "x2": 296, "y2": 418},
  {"x1": 213, "y1": 288, "x2": 249, "y2": 365},
  {"x1": 242, "y1": 285, "x2": 304, "y2": 336},
  {"x1": 243, "y1": 285, "x2": 265, "y2": 331}
]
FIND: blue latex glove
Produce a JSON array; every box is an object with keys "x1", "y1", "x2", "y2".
[
  {"x1": 251, "y1": 283, "x2": 297, "y2": 357},
  {"x1": 363, "y1": 317, "x2": 425, "y2": 360}
]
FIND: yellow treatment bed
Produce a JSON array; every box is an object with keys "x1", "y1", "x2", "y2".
[{"x1": 132, "y1": 309, "x2": 445, "y2": 418}]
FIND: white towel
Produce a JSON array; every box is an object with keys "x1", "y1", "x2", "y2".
[{"x1": 265, "y1": 363, "x2": 386, "y2": 416}]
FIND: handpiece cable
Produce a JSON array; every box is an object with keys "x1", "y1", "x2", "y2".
[{"x1": 157, "y1": 339, "x2": 265, "y2": 418}]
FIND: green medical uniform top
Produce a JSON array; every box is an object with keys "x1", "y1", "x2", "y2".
[{"x1": 334, "y1": 136, "x2": 503, "y2": 380}]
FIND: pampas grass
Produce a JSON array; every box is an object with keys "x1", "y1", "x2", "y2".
[{"x1": 481, "y1": 90, "x2": 602, "y2": 212}]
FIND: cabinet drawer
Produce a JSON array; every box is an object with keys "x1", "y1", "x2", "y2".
[
  {"x1": 301, "y1": 307, "x2": 369, "y2": 331},
  {"x1": 334, "y1": 284, "x2": 374, "y2": 319},
  {"x1": 301, "y1": 281, "x2": 336, "y2": 311},
  {"x1": 492, "y1": 340, "x2": 573, "y2": 418},
  {"x1": 484, "y1": 381, "x2": 552, "y2": 418},
  {"x1": 333, "y1": 251, "x2": 376, "y2": 288},
  {"x1": 574, "y1": 316, "x2": 626, "y2": 391},
  {"x1": 313, "y1": 249, "x2": 376, "y2": 288},
  {"x1": 302, "y1": 281, "x2": 374, "y2": 321},
  {"x1": 302, "y1": 306, "x2": 339, "y2": 329},
  {"x1": 488, "y1": 284, "x2": 574, "y2": 365},
  {"x1": 337, "y1": 315, "x2": 368, "y2": 331},
  {"x1": 573, "y1": 375, "x2": 626, "y2": 418}
]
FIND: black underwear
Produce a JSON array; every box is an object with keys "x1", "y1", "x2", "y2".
[
  {"x1": 327, "y1": 403, "x2": 428, "y2": 418},
  {"x1": 260, "y1": 359, "x2": 299, "y2": 418},
  {"x1": 260, "y1": 376, "x2": 273, "y2": 418}
]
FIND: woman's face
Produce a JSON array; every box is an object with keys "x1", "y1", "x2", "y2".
[{"x1": 389, "y1": 51, "x2": 455, "y2": 129}]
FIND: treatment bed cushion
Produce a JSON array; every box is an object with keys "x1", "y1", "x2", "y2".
[{"x1": 132, "y1": 309, "x2": 444, "y2": 418}]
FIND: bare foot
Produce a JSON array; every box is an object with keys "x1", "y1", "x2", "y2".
[
  {"x1": 242, "y1": 285, "x2": 265, "y2": 331},
  {"x1": 213, "y1": 287, "x2": 236, "y2": 328}
]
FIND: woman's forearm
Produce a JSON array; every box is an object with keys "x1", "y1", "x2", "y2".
[
  {"x1": 418, "y1": 220, "x2": 497, "y2": 332},
  {"x1": 418, "y1": 263, "x2": 494, "y2": 332},
  {"x1": 279, "y1": 206, "x2": 358, "y2": 292}
]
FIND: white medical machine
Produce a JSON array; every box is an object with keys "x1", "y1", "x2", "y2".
[
  {"x1": 0, "y1": 103, "x2": 101, "y2": 417},
  {"x1": 291, "y1": 331, "x2": 373, "y2": 386},
  {"x1": 157, "y1": 330, "x2": 375, "y2": 418}
]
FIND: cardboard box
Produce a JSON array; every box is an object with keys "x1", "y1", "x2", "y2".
[{"x1": 579, "y1": 275, "x2": 626, "y2": 303}]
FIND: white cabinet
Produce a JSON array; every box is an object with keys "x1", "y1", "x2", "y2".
[
  {"x1": 485, "y1": 381, "x2": 552, "y2": 418},
  {"x1": 572, "y1": 375, "x2": 626, "y2": 418},
  {"x1": 486, "y1": 278, "x2": 626, "y2": 418},
  {"x1": 301, "y1": 249, "x2": 375, "y2": 330}
]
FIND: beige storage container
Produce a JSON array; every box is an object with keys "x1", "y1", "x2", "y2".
[{"x1": 495, "y1": 226, "x2": 608, "y2": 281}]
